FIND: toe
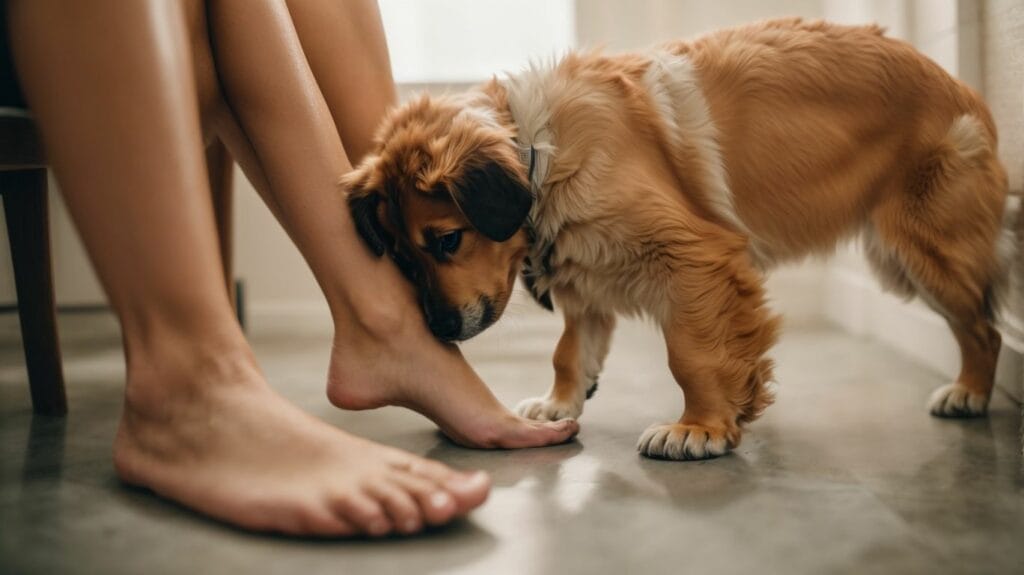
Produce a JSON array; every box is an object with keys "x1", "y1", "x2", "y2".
[
  {"x1": 393, "y1": 473, "x2": 458, "y2": 525},
  {"x1": 636, "y1": 427, "x2": 656, "y2": 454},
  {"x1": 705, "y1": 433, "x2": 729, "y2": 456},
  {"x1": 399, "y1": 457, "x2": 455, "y2": 484},
  {"x1": 395, "y1": 458, "x2": 490, "y2": 515},
  {"x1": 446, "y1": 414, "x2": 579, "y2": 449},
  {"x1": 440, "y1": 470, "x2": 490, "y2": 513},
  {"x1": 663, "y1": 429, "x2": 689, "y2": 460},
  {"x1": 516, "y1": 415, "x2": 581, "y2": 448},
  {"x1": 504, "y1": 418, "x2": 578, "y2": 448},
  {"x1": 389, "y1": 470, "x2": 462, "y2": 523},
  {"x1": 367, "y1": 481, "x2": 424, "y2": 535},
  {"x1": 330, "y1": 491, "x2": 392, "y2": 536},
  {"x1": 302, "y1": 503, "x2": 358, "y2": 537},
  {"x1": 638, "y1": 425, "x2": 670, "y2": 457},
  {"x1": 639, "y1": 424, "x2": 731, "y2": 460},
  {"x1": 683, "y1": 430, "x2": 709, "y2": 459}
]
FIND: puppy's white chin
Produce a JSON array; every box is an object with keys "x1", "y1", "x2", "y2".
[
  {"x1": 455, "y1": 319, "x2": 487, "y2": 341},
  {"x1": 456, "y1": 304, "x2": 491, "y2": 341}
]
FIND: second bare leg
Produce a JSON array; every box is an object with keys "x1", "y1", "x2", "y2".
[{"x1": 209, "y1": 0, "x2": 579, "y2": 448}]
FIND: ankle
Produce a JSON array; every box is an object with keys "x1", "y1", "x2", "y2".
[
  {"x1": 122, "y1": 323, "x2": 260, "y2": 416},
  {"x1": 334, "y1": 295, "x2": 416, "y2": 342}
]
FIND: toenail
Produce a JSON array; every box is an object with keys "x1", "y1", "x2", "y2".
[
  {"x1": 448, "y1": 470, "x2": 488, "y2": 490},
  {"x1": 430, "y1": 491, "x2": 452, "y2": 509}
]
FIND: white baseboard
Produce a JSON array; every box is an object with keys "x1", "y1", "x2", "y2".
[{"x1": 824, "y1": 264, "x2": 1024, "y2": 402}]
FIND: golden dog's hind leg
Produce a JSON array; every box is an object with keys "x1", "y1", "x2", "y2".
[
  {"x1": 517, "y1": 310, "x2": 616, "y2": 421},
  {"x1": 638, "y1": 237, "x2": 779, "y2": 460},
  {"x1": 871, "y1": 117, "x2": 1008, "y2": 417}
]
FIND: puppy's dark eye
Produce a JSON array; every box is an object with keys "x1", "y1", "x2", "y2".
[{"x1": 438, "y1": 230, "x2": 462, "y2": 254}]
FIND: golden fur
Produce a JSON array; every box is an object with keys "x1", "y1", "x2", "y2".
[{"x1": 346, "y1": 19, "x2": 1009, "y2": 460}]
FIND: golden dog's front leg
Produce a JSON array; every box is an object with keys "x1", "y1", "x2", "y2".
[
  {"x1": 517, "y1": 310, "x2": 615, "y2": 422},
  {"x1": 638, "y1": 327, "x2": 744, "y2": 460},
  {"x1": 638, "y1": 255, "x2": 779, "y2": 460}
]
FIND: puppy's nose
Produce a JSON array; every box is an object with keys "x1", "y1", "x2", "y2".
[{"x1": 427, "y1": 312, "x2": 462, "y2": 341}]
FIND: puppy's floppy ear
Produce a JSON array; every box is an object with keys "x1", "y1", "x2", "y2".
[
  {"x1": 344, "y1": 159, "x2": 392, "y2": 257},
  {"x1": 348, "y1": 193, "x2": 389, "y2": 257},
  {"x1": 449, "y1": 160, "x2": 532, "y2": 242}
]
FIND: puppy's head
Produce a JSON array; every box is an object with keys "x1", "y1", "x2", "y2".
[{"x1": 346, "y1": 94, "x2": 532, "y2": 342}]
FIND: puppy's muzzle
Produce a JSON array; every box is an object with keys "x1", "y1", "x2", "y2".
[
  {"x1": 423, "y1": 296, "x2": 496, "y2": 343},
  {"x1": 425, "y1": 307, "x2": 462, "y2": 342}
]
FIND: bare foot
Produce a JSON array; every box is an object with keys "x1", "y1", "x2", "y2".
[
  {"x1": 327, "y1": 296, "x2": 580, "y2": 449},
  {"x1": 114, "y1": 346, "x2": 490, "y2": 537}
]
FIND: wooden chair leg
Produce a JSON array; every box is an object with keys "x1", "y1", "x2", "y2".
[
  {"x1": 206, "y1": 139, "x2": 244, "y2": 327},
  {"x1": 2, "y1": 169, "x2": 67, "y2": 415}
]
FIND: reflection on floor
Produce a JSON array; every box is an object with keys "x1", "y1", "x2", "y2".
[{"x1": 1, "y1": 312, "x2": 1021, "y2": 574}]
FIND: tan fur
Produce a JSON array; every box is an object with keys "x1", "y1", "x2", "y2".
[{"x1": 348, "y1": 19, "x2": 1009, "y2": 460}]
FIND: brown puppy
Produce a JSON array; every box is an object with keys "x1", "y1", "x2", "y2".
[{"x1": 346, "y1": 18, "x2": 1011, "y2": 460}]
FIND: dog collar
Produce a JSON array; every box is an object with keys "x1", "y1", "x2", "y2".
[
  {"x1": 515, "y1": 141, "x2": 554, "y2": 311},
  {"x1": 517, "y1": 144, "x2": 536, "y2": 186},
  {"x1": 515, "y1": 138, "x2": 551, "y2": 198},
  {"x1": 520, "y1": 215, "x2": 554, "y2": 311}
]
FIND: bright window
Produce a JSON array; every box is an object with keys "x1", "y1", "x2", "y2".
[{"x1": 378, "y1": 0, "x2": 576, "y2": 84}]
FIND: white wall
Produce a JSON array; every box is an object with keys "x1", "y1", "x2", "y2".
[{"x1": 575, "y1": 0, "x2": 822, "y2": 50}]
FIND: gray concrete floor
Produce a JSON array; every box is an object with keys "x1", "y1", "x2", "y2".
[{"x1": 1, "y1": 314, "x2": 1022, "y2": 574}]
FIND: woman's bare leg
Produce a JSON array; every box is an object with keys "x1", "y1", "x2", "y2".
[
  {"x1": 9, "y1": 0, "x2": 488, "y2": 537},
  {"x1": 209, "y1": 0, "x2": 579, "y2": 448}
]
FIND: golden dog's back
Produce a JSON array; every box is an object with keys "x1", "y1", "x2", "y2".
[{"x1": 670, "y1": 18, "x2": 1000, "y2": 263}]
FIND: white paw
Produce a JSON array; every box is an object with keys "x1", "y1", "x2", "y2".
[
  {"x1": 516, "y1": 396, "x2": 583, "y2": 421},
  {"x1": 928, "y1": 383, "x2": 989, "y2": 417},
  {"x1": 636, "y1": 423, "x2": 732, "y2": 461}
]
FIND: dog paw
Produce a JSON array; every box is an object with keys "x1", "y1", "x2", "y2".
[
  {"x1": 637, "y1": 423, "x2": 733, "y2": 460},
  {"x1": 516, "y1": 396, "x2": 583, "y2": 422},
  {"x1": 928, "y1": 383, "x2": 989, "y2": 418}
]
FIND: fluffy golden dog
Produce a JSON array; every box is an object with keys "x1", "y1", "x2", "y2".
[{"x1": 345, "y1": 19, "x2": 1010, "y2": 460}]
